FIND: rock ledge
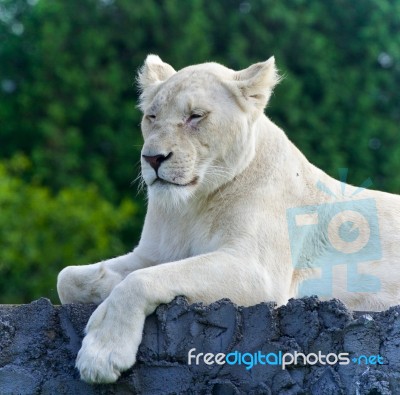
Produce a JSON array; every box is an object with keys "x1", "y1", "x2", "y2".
[{"x1": 0, "y1": 296, "x2": 398, "y2": 394}]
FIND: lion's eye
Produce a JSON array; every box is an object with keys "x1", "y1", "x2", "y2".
[
  {"x1": 189, "y1": 113, "x2": 203, "y2": 120},
  {"x1": 146, "y1": 114, "x2": 156, "y2": 122},
  {"x1": 187, "y1": 112, "x2": 207, "y2": 124}
]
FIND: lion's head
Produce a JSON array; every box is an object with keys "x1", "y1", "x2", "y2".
[{"x1": 137, "y1": 55, "x2": 280, "y2": 207}]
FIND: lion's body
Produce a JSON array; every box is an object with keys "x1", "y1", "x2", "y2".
[{"x1": 57, "y1": 56, "x2": 400, "y2": 383}]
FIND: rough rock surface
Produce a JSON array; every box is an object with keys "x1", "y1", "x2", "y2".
[{"x1": 0, "y1": 296, "x2": 399, "y2": 394}]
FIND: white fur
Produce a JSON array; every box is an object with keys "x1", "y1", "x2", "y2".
[{"x1": 57, "y1": 55, "x2": 400, "y2": 383}]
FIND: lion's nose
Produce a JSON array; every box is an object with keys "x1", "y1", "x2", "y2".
[{"x1": 142, "y1": 152, "x2": 172, "y2": 172}]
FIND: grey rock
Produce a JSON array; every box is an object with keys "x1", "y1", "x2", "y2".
[{"x1": 0, "y1": 296, "x2": 397, "y2": 394}]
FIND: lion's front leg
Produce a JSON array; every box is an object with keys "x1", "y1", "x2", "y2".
[
  {"x1": 76, "y1": 251, "x2": 283, "y2": 383},
  {"x1": 57, "y1": 249, "x2": 155, "y2": 304}
]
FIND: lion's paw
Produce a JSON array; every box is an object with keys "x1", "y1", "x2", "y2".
[
  {"x1": 76, "y1": 299, "x2": 145, "y2": 383},
  {"x1": 76, "y1": 332, "x2": 136, "y2": 383}
]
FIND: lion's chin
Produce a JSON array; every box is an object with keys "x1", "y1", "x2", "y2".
[{"x1": 148, "y1": 178, "x2": 200, "y2": 209}]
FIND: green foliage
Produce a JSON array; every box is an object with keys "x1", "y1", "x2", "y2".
[
  {"x1": 0, "y1": 156, "x2": 137, "y2": 303},
  {"x1": 0, "y1": 0, "x2": 399, "y2": 302}
]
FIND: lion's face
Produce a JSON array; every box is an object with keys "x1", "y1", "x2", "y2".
[{"x1": 137, "y1": 56, "x2": 279, "y2": 207}]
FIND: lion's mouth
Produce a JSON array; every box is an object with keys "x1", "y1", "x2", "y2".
[{"x1": 153, "y1": 177, "x2": 199, "y2": 187}]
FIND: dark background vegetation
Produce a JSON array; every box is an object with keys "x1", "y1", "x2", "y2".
[{"x1": 0, "y1": 0, "x2": 399, "y2": 303}]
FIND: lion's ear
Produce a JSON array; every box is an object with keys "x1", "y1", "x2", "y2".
[
  {"x1": 233, "y1": 57, "x2": 280, "y2": 110},
  {"x1": 137, "y1": 55, "x2": 176, "y2": 90}
]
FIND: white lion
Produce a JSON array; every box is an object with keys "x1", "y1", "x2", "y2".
[{"x1": 57, "y1": 55, "x2": 400, "y2": 383}]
